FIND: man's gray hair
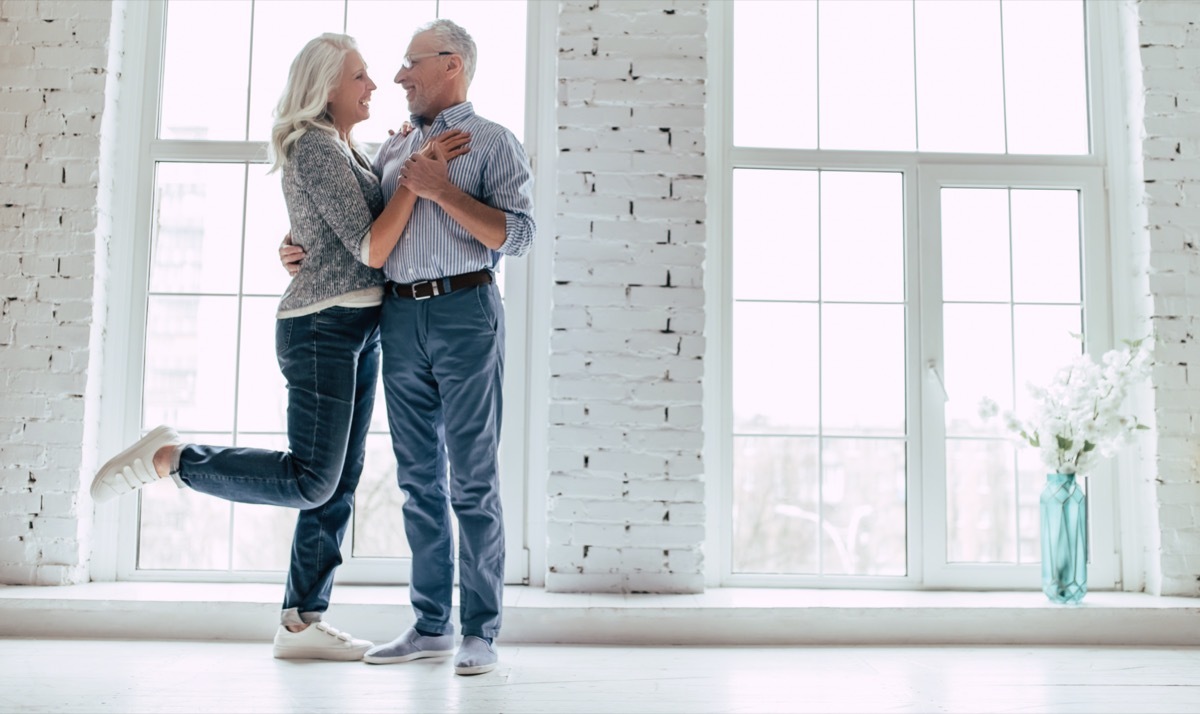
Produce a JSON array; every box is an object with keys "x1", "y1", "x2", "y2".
[{"x1": 417, "y1": 19, "x2": 477, "y2": 85}]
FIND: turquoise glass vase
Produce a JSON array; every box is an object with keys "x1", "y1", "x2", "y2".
[{"x1": 1039, "y1": 472, "x2": 1088, "y2": 604}]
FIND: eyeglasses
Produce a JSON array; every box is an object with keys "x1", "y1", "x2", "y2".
[{"x1": 401, "y1": 51, "x2": 453, "y2": 70}]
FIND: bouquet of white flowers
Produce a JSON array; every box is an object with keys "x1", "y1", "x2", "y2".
[{"x1": 978, "y1": 337, "x2": 1153, "y2": 475}]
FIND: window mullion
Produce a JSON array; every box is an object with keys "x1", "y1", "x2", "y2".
[
  {"x1": 150, "y1": 140, "x2": 269, "y2": 163},
  {"x1": 112, "y1": 0, "x2": 170, "y2": 579}
]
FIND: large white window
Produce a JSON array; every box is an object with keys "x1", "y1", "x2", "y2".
[
  {"x1": 101, "y1": 0, "x2": 537, "y2": 584},
  {"x1": 714, "y1": 0, "x2": 1119, "y2": 588}
]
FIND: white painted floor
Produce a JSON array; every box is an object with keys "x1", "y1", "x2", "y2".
[{"x1": 1, "y1": 640, "x2": 1198, "y2": 713}]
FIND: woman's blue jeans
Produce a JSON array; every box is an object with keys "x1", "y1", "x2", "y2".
[{"x1": 175, "y1": 305, "x2": 380, "y2": 621}]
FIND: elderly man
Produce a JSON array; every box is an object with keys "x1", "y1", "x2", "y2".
[
  {"x1": 283, "y1": 18, "x2": 534, "y2": 675},
  {"x1": 366, "y1": 18, "x2": 534, "y2": 677}
]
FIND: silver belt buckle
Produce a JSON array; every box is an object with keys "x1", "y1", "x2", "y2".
[{"x1": 411, "y1": 280, "x2": 438, "y2": 300}]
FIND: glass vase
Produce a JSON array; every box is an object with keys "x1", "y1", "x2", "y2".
[{"x1": 1039, "y1": 472, "x2": 1088, "y2": 604}]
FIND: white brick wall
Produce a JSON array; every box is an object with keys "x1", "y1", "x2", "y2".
[
  {"x1": 548, "y1": 0, "x2": 708, "y2": 593},
  {"x1": 1137, "y1": 0, "x2": 1200, "y2": 597},
  {"x1": 0, "y1": 0, "x2": 114, "y2": 585}
]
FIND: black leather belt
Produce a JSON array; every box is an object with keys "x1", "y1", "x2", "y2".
[{"x1": 385, "y1": 269, "x2": 493, "y2": 300}]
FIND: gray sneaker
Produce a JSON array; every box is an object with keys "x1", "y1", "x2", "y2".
[
  {"x1": 363, "y1": 627, "x2": 454, "y2": 665},
  {"x1": 453, "y1": 636, "x2": 497, "y2": 676}
]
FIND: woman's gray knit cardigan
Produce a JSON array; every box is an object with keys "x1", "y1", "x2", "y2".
[{"x1": 278, "y1": 128, "x2": 385, "y2": 315}]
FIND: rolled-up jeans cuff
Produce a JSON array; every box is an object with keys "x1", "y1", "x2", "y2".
[{"x1": 281, "y1": 607, "x2": 323, "y2": 628}]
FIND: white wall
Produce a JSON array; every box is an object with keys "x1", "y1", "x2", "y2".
[
  {"x1": 1136, "y1": 0, "x2": 1200, "y2": 597},
  {"x1": 0, "y1": 0, "x2": 118, "y2": 585},
  {"x1": 0, "y1": 0, "x2": 1197, "y2": 596},
  {"x1": 548, "y1": 0, "x2": 708, "y2": 593}
]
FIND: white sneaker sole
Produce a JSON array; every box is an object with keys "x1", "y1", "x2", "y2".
[
  {"x1": 363, "y1": 648, "x2": 454, "y2": 665},
  {"x1": 273, "y1": 644, "x2": 371, "y2": 661}
]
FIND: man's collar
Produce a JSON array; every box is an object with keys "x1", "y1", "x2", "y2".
[{"x1": 410, "y1": 101, "x2": 475, "y2": 130}]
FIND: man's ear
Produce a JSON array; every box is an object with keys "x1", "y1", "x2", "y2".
[{"x1": 444, "y1": 53, "x2": 464, "y2": 79}]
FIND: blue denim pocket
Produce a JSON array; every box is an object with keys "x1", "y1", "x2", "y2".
[{"x1": 275, "y1": 317, "x2": 294, "y2": 353}]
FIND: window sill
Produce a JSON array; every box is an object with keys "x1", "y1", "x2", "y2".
[{"x1": 1, "y1": 582, "x2": 1196, "y2": 645}]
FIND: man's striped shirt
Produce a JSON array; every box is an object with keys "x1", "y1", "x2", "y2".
[{"x1": 372, "y1": 101, "x2": 535, "y2": 284}]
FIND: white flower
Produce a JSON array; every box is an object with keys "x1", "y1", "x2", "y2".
[
  {"x1": 978, "y1": 397, "x2": 1000, "y2": 420},
  {"x1": 977, "y1": 337, "x2": 1153, "y2": 475}
]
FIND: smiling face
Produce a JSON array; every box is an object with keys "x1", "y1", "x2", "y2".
[
  {"x1": 326, "y1": 50, "x2": 376, "y2": 136},
  {"x1": 394, "y1": 30, "x2": 456, "y2": 121}
]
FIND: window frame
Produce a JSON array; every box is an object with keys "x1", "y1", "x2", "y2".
[
  {"x1": 917, "y1": 164, "x2": 1115, "y2": 590},
  {"x1": 92, "y1": 0, "x2": 547, "y2": 586},
  {"x1": 706, "y1": 0, "x2": 1124, "y2": 590}
]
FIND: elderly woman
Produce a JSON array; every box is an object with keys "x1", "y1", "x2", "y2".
[{"x1": 90, "y1": 33, "x2": 468, "y2": 661}]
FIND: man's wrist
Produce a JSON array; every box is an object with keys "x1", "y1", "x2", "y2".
[{"x1": 427, "y1": 180, "x2": 459, "y2": 205}]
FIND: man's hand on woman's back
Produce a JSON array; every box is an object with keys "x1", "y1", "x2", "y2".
[{"x1": 280, "y1": 233, "x2": 305, "y2": 276}]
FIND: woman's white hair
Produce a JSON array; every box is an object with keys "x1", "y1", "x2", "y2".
[
  {"x1": 416, "y1": 19, "x2": 477, "y2": 86},
  {"x1": 268, "y1": 33, "x2": 358, "y2": 173}
]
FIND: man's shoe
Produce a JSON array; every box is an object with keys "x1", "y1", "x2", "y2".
[
  {"x1": 363, "y1": 627, "x2": 454, "y2": 665},
  {"x1": 453, "y1": 636, "x2": 497, "y2": 676},
  {"x1": 272, "y1": 621, "x2": 372, "y2": 661}
]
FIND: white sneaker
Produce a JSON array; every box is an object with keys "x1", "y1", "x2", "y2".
[
  {"x1": 272, "y1": 621, "x2": 372, "y2": 661},
  {"x1": 90, "y1": 425, "x2": 182, "y2": 504}
]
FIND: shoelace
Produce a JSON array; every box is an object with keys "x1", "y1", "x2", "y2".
[{"x1": 314, "y1": 621, "x2": 354, "y2": 642}]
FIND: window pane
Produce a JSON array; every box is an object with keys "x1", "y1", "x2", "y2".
[
  {"x1": 246, "y1": 0, "x2": 347, "y2": 142},
  {"x1": 235, "y1": 297, "x2": 289, "y2": 433},
  {"x1": 150, "y1": 163, "x2": 246, "y2": 295},
  {"x1": 821, "y1": 171, "x2": 903, "y2": 302},
  {"x1": 1003, "y1": 0, "x2": 1088, "y2": 154},
  {"x1": 914, "y1": 0, "x2": 1005, "y2": 153},
  {"x1": 439, "y1": 1, "x2": 527, "y2": 140},
  {"x1": 369, "y1": 373, "x2": 389, "y2": 433},
  {"x1": 733, "y1": 302, "x2": 819, "y2": 435},
  {"x1": 946, "y1": 438, "x2": 1017, "y2": 563},
  {"x1": 1011, "y1": 189, "x2": 1081, "y2": 303},
  {"x1": 819, "y1": 0, "x2": 915, "y2": 151},
  {"x1": 242, "y1": 164, "x2": 291, "y2": 297},
  {"x1": 821, "y1": 438, "x2": 906, "y2": 576},
  {"x1": 347, "y1": 1, "x2": 434, "y2": 145},
  {"x1": 1017, "y1": 449, "x2": 1046, "y2": 563},
  {"x1": 943, "y1": 304, "x2": 1012, "y2": 438},
  {"x1": 138, "y1": 1, "x2": 531, "y2": 577},
  {"x1": 231, "y1": 433, "x2": 294, "y2": 572},
  {"x1": 732, "y1": 169, "x2": 818, "y2": 302},
  {"x1": 733, "y1": 0, "x2": 817, "y2": 149},
  {"x1": 940, "y1": 188, "x2": 1010, "y2": 303},
  {"x1": 732, "y1": 436, "x2": 819, "y2": 574},
  {"x1": 231, "y1": 502, "x2": 295, "y2": 571},
  {"x1": 1013, "y1": 304, "x2": 1082, "y2": 418},
  {"x1": 160, "y1": 0, "x2": 251, "y2": 140},
  {"x1": 137, "y1": 433, "x2": 234, "y2": 571},
  {"x1": 822, "y1": 304, "x2": 905, "y2": 436},
  {"x1": 143, "y1": 296, "x2": 238, "y2": 432},
  {"x1": 352, "y1": 434, "x2": 410, "y2": 558}
]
